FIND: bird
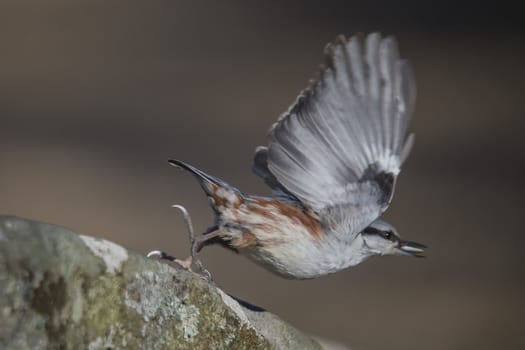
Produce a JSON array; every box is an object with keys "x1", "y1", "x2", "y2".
[{"x1": 149, "y1": 33, "x2": 426, "y2": 280}]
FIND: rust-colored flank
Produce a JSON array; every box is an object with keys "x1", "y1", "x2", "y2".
[{"x1": 251, "y1": 198, "x2": 325, "y2": 240}]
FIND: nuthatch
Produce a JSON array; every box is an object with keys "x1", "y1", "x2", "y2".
[{"x1": 149, "y1": 33, "x2": 425, "y2": 280}]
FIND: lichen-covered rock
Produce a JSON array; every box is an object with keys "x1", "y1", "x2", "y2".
[{"x1": 0, "y1": 215, "x2": 322, "y2": 350}]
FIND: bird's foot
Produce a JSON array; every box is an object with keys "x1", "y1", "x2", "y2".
[
  {"x1": 146, "y1": 204, "x2": 213, "y2": 281},
  {"x1": 146, "y1": 250, "x2": 212, "y2": 281}
]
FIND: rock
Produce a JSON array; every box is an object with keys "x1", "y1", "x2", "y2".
[{"x1": 0, "y1": 216, "x2": 322, "y2": 350}]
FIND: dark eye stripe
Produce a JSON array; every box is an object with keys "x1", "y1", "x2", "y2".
[
  {"x1": 363, "y1": 227, "x2": 381, "y2": 235},
  {"x1": 363, "y1": 227, "x2": 396, "y2": 241}
]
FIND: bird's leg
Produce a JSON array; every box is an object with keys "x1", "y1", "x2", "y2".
[
  {"x1": 148, "y1": 205, "x2": 221, "y2": 281},
  {"x1": 170, "y1": 204, "x2": 210, "y2": 279},
  {"x1": 188, "y1": 229, "x2": 221, "y2": 281}
]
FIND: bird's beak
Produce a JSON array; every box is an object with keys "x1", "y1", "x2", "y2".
[{"x1": 397, "y1": 240, "x2": 427, "y2": 258}]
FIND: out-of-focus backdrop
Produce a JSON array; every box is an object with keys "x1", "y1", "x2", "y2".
[{"x1": 1, "y1": 1, "x2": 523, "y2": 349}]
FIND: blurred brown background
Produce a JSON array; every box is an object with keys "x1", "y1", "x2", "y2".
[{"x1": 1, "y1": 1, "x2": 524, "y2": 349}]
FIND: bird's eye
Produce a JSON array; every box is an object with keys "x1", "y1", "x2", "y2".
[{"x1": 381, "y1": 231, "x2": 392, "y2": 240}]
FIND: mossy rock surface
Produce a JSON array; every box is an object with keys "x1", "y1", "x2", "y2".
[{"x1": 0, "y1": 216, "x2": 322, "y2": 350}]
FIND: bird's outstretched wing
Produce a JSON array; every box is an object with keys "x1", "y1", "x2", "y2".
[{"x1": 253, "y1": 33, "x2": 415, "y2": 237}]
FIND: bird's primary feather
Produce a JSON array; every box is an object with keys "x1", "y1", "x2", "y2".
[{"x1": 253, "y1": 33, "x2": 415, "y2": 239}]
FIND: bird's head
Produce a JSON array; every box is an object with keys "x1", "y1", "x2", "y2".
[{"x1": 360, "y1": 219, "x2": 426, "y2": 258}]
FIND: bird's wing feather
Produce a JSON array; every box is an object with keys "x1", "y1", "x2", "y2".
[
  {"x1": 252, "y1": 146, "x2": 303, "y2": 204},
  {"x1": 254, "y1": 33, "x2": 415, "y2": 237}
]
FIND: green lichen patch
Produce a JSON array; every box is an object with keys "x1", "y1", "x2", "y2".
[{"x1": 84, "y1": 274, "x2": 127, "y2": 338}]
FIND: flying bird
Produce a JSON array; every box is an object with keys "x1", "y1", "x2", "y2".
[{"x1": 150, "y1": 33, "x2": 425, "y2": 280}]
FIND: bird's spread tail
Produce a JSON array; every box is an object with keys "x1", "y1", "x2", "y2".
[{"x1": 168, "y1": 159, "x2": 243, "y2": 209}]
